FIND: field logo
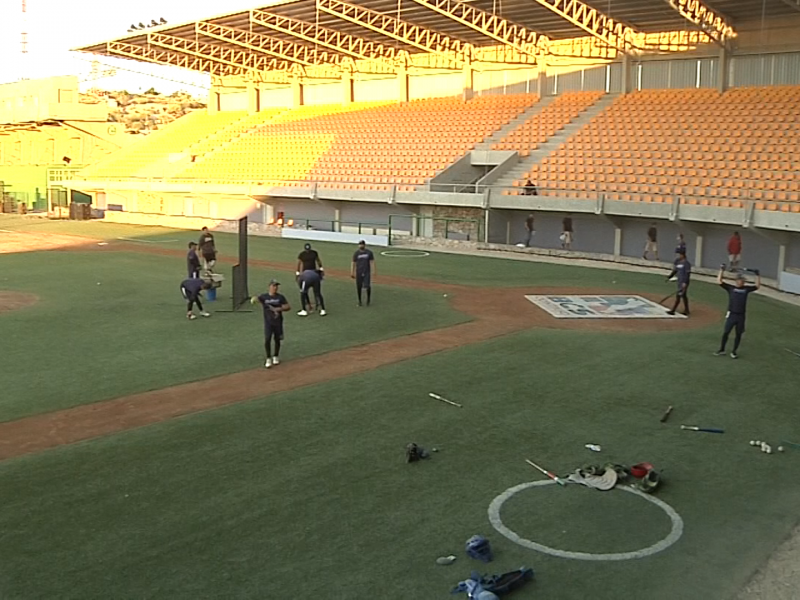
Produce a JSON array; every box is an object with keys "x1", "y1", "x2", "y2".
[{"x1": 526, "y1": 295, "x2": 685, "y2": 319}]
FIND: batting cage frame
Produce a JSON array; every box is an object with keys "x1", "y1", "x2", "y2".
[{"x1": 217, "y1": 216, "x2": 252, "y2": 313}]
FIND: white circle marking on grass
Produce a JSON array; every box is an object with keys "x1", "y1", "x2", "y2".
[
  {"x1": 380, "y1": 249, "x2": 430, "y2": 257},
  {"x1": 488, "y1": 480, "x2": 683, "y2": 561}
]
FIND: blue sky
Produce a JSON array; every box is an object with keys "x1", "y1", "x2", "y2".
[{"x1": 0, "y1": 0, "x2": 272, "y2": 95}]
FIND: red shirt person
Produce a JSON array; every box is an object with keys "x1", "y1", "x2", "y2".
[{"x1": 727, "y1": 232, "x2": 742, "y2": 270}]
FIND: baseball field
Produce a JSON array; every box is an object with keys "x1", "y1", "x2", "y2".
[{"x1": 1, "y1": 214, "x2": 799, "y2": 600}]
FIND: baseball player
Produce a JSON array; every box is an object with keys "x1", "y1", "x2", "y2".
[
  {"x1": 665, "y1": 249, "x2": 691, "y2": 316},
  {"x1": 198, "y1": 226, "x2": 217, "y2": 273},
  {"x1": 180, "y1": 277, "x2": 212, "y2": 320},
  {"x1": 251, "y1": 279, "x2": 290, "y2": 368},
  {"x1": 297, "y1": 269, "x2": 326, "y2": 317},
  {"x1": 297, "y1": 243, "x2": 323, "y2": 274},
  {"x1": 714, "y1": 267, "x2": 760, "y2": 359},
  {"x1": 186, "y1": 242, "x2": 201, "y2": 279},
  {"x1": 351, "y1": 240, "x2": 375, "y2": 306}
]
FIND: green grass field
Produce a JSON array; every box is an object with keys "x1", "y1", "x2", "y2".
[{"x1": 1, "y1": 218, "x2": 800, "y2": 599}]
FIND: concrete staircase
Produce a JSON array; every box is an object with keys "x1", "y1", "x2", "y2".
[
  {"x1": 493, "y1": 93, "x2": 618, "y2": 188},
  {"x1": 474, "y1": 96, "x2": 557, "y2": 151}
]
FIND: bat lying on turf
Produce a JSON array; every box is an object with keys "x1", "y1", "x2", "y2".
[
  {"x1": 429, "y1": 392, "x2": 462, "y2": 408},
  {"x1": 785, "y1": 348, "x2": 800, "y2": 358},
  {"x1": 525, "y1": 459, "x2": 567, "y2": 486},
  {"x1": 660, "y1": 406, "x2": 673, "y2": 423},
  {"x1": 681, "y1": 425, "x2": 725, "y2": 434}
]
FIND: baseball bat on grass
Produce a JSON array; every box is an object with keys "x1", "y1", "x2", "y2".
[
  {"x1": 680, "y1": 425, "x2": 725, "y2": 434},
  {"x1": 525, "y1": 459, "x2": 567, "y2": 486},
  {"x1": 429, "y1": 392, "x2": 462, "y2": 408}
]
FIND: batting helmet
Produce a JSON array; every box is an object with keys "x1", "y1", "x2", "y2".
[{"x1": 465, "y1": 535, "x2": 493, "y2": 563}]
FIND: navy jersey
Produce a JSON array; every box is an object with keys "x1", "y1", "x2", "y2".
[
  {"x1": 672, "y1": 258, "x2": 691, "y2": 285},
  {"x1": 181, "y1": 278, "x2": 204, "y2": 296},
  {"x1": 675, "y1": 242, "x2": 687, "y2": 255},
  {"x1": 647, "y1": 227, "x2": 657, "y2": 242},
  {"x1": 257, "y1": 292, "x2": 288, "y2": 324},
  {"x1": 562, "y1": 217, "x2": 573, "y2": 232},
  {"x1": 299, "y1": 270, "x2": 321, "y2": 286},
  {"x1": 187, "y1": 249, "x2": 201, "y2": 273},
  {"x1": 721, "y1": 283, "x2": 757, "y2": 314},
  {"x1": 352, "y1": 248, "x2": 374, "y2": 275},
  {"x1": 298, "y1": 249, "x2": 320, "y2": 271}
]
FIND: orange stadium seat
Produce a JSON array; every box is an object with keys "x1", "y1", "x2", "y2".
[
  {"x1": 173, "y1": 94, "x2": 539, "y2": 189},
  {"x1": 518, "y1": 86, "x2": 800, "y2": 204}
]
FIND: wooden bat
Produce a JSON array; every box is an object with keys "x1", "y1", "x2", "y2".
[
  {"x1": 658, "y1": 290, "x2": 677, "y2": 305},
  {"x1": 785, "y1": 348, "x2": 800, "y2": 358},
  {"x1": 681, "y1": 425, "x2": 725, "y2": 434},
  {"x1": 525, "y1": 459, "x2": 567, "y2": 486},
  {"x1": 780, "y1": 440, "x2": 800, "y2": 450},
  {"x1": 660, "y1": 405, "x2": 673, "y2": 423},
  {"x1": 429, "y1": 392, "x2": 462, "y2": 408}
]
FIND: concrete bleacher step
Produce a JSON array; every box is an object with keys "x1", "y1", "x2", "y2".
[
  {"x1": 495, "y1": 93, "x2": 619, "y2": 187},
  {"x1": 474, "y1": 96, "x2": 557, "y2": 151}
]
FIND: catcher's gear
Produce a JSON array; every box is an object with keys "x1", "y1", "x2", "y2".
[{"x1": 465, "y1": 535, "x2": 493, "y2": 563}]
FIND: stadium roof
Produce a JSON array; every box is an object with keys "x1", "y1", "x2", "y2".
[{"x1": 75, "y1": 0, "x2": 799, "y2": 79}]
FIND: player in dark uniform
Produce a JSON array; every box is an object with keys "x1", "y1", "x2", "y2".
[
  {"x1": 296, "y1": 243, "x2": 323, "y2": 275},
  {"x1": 351, "y1": 240, "x2": 376, "y2": 306},
  {"x1": 251, "y1": 279, "x2": 290, "y2": 368},
  {"x1": 297, "y1": 269, "x2": 326, "y2": 317},
  {"x1": 198, "y1": 227, "x2": 217, "y2": 273},
  {"x1": 180, "y1": 277, "x2": 212, "y2": 320},
  {"x1": 665, "y1": 249, "x2": 691, "y2": 316},
  {"x1": 187, "y1": 242, "x2": 201, "y2": 279},
  {"x1": 714, "y1": 267, "x2": 760, "y2": 359}
]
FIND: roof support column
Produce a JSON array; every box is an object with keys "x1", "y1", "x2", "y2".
[
  {"x1": 462, "y1": 56, "x2": 474, "y2": 101},
  {"x1": 292, "y1": 75, "x2": 304, "y2": 108},
  {"x1": 622, "y1": 53, "x2": 632, "y2": 94},
  {"x1": 247, "y1": 84, "x2": 260, "y2": 113},
  {"x1": 208, "y1": 90, "x2": 220, "y2": 113},
  {"x1": 397, "y1": 64, "x2": 409, "y2": 103},
  {"x1": 718, "y1": 45, "x2": 730, "y2": 93},
  {"x1": 537, "y1": 56, "x2": 547, "y2": 96},
  {"x1": 342, "y1": 70, "x2": 354, "y2": 104}
]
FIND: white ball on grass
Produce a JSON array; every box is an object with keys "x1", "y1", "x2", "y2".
[
  {"x1": 749, "y1": 440, "x2": 756, "y2": 446},
  {"x1": 778, "y1": 446, "x2": 784, "y2": 452}
]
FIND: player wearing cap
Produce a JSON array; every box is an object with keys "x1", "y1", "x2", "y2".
[
  {"x1": 714, "y1": 267, "x2": 760, "y2": 359},
  {"x1": 665, "y1": 249, "x2": 691, "y2": 316},
  {"x1": 180, "y1": 277, "x2": 212, "y2": 320},
  {"x1": 297, "y1": 268, "x2": 326, "y2": 317},
  {"x1": 198, "y1": 226, "x2": 217, "y2": 273},
  {"x1": 186, "y1": 242, "x2": 201, "y2": 279},
  {"x1": 297, "y1": 243, "x2": 323, "y2": 275},
  {"x1": 351, "y1": 240, "x2": 376, "y2": 306},
  {"x1": 251, "y1": 279, "x2": 290, "y2": 368}
]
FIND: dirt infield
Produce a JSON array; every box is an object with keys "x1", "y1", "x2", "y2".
[
  {"x1": 0, "y1": 239, "x2": 719, "y2": 462},
  {"x1": 0, "y1": 291, "x2": 38, "y2": 314},
  {"x1": 0, "y1": 229, "x2": 99, "y2": 254}
]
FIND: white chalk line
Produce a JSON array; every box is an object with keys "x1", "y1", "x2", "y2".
[
  {"x1": 117, "y1": 237, "x2": 180, "y2": 244},
  {"x1": 488, "y1": 480, "x2": 683, "y2": 561},
  {"x1": 380, "y1": 250, "x2": 430, "y2": 258}
]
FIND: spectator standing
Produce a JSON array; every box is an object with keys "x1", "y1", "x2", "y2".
[
  {"x1": 643, "y1": 223, "x2": 659, "y2": 261},
  {"x1": 727, "y1": 231, "x2": 742, "y2": 270},
  {"x1": 561, "y1": 215, "x2": 574, "y2": 250}
]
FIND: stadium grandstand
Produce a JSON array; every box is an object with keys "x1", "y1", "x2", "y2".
[{"x1": 36, "y1": 0, "x2": 800, "y2": 290}]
